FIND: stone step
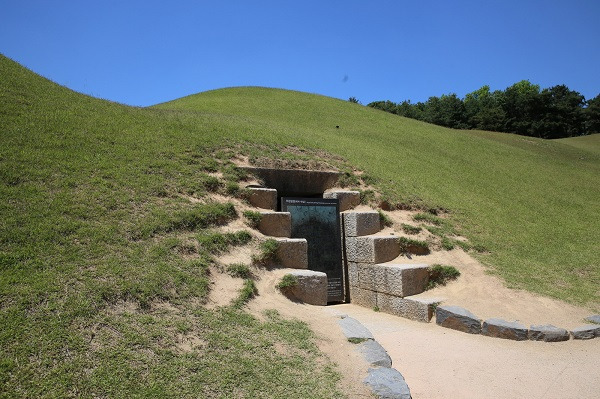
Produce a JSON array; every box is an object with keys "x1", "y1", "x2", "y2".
[
  {"x1": 247, "y1": 187, "x2": 277, "y2": 211},
  {"x1": 342, "y1": 211, "x2": 381, "y2": 237},
  {"x1": 346, "y1": 235, "x2": 400, "y2": 264},
  {"x1": 258, "y1": 211, "x2": 291, "y2": 237},
  {"x1": 350, "y1": 286, "x2": 442, "y2": 322},
  {"x1": 348, "y1": 262, "x2": 429, "y2": 298},
  {"x1": 323, "y1": 190, "x2": 360, "y2": 211},
  {"x1": 280, "y1": 270, "x2": 327, "y2": 306},
  {"x1": 274, "y1": 238, "x2": 308, "y2": 269}
]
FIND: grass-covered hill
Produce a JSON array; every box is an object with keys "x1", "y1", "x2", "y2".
[{"x1": 1, "y1": 54, "x2": 598, "y2": 396}]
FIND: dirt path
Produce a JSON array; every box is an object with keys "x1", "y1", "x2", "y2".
[{"x1": 330, "y1": 303, "x2": 600, "y2": 399}]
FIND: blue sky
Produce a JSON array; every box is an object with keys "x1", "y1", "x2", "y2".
[{"x1": 1, "y1": 1, "x2": 599, "y2": 107}]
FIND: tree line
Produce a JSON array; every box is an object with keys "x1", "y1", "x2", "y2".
[{"x1": 365, "y1": 81, "x2": 600, "y2": 139}]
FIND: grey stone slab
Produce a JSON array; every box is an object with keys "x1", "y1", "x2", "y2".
[
  {"x1": 274, "y1": 238, "x2": 308, "y2": 269},
  {"x1": 570, "y1": 325, "x2": 600, "y2": 340},
  {"x1": 364, "y1": 367, "x2": 412, "y2": 399},
  {"x1": 528, "y1": 324, "x2": 570, "y2": 342},
  {"x1": 346, "y1": 235, "x2": 400, "y2": 264},
  {"x1": 337, "y1": 316, "x2": 374, "y2": 341},
  {"x1": 357, "y1": 340, "x2": 392, "y2": 368},
  {"x1": 482, "y1": 318, "x2": 528, "y2": 341},
  {"x1": 258, "y1": 211, "x2": 291, "y2": 237},
  {"x1": 241, "y1": 167, "x2": 339, "y2": 197},
  {"x1": 247, "y1": 187, "x2": 277, "y2": 210},
  {"x1": 371, "y1": 263, "x2": 429, "y2": 297},
  {"x1": 378, "y1": 292, "x2": 441, "y2": 322},
  {"x1": 324, "y1": 190, "x2": 360, "y2": 211},
  {"x1": 436, "y1": 306, "x2": 482, "y2": 334},
  {"x1": 347, "y1": 261, "x2": 359, "y2": 287},
  {"x1": 584, "y1": 315, "x2": 600, "y2": 325},
  {"x1": 349, "y1": 286, "x2": 377, "y2": 308},
  {"x1": 283, "y1": 270, "x2": 327, "y2": 306},
  {"x1": 342, "y1": 211, "x2": 380, "y2": 237}
]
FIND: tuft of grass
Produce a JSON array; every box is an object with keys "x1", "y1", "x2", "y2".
[
  {"x1": 378, "y1": 210, "x2": 393, "y2": 227},
  {"x1": 441, "y1": 236, "x2": 455, "y2": 251},
  {"x1": 243, "y1": 210, "x2": 262, "y2": 229},
  {"x1": 276, "y1": 274, "x2": 298, "y2": 292},
  {"x1": 252, "y1": 239, "x2": 279, "y2": 265},
  {"x1": 401, "y1": 223, "x2": 422, "y2": 235},
  {"x1": 233, "y1": 279, "x2": 258, "y2": 308},
  {"x1": 427, "y1": 264, "x2": 461, "y2": 289},
  {"x1": 347, "y1": 337, "x2": 368, "y2": 344},
  {"x1": 398, "y1": 237, "x2": 430, "y2": 254},
  {"x1": 200, "y1": 175, "x2": 222, "y2": 192},
  {"x1": 226, "y1": 263, "x2": 252, "y2": 279},
  {"x1": 197, "y1": 230, "x2": 252, "y2": 254},
  {"x1": 358, "y1": 189, "x2": 375, "y2": 205},
  {"x1": 135, "y1": 202, "x2": 237, "y2": 239}
]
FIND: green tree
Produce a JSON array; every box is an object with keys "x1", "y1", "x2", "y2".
[
  {"x1": 584, "y1": 94, "x2": 600, "y2": 134},
  {"x1": 535, "y1": 85, "x2": 586, "y2": 138},
  {"x1": 502, "y1": 80, "x2": 542, "y2": 136}
]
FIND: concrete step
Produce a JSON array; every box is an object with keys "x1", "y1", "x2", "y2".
[
  {"x1": 258, "y1": 211, "x2": 291, "y2": 237},
  {"x1": 274, "y1": 238, "x2": 308, "y2": 269},
  {"x1": 346, "y1": 235, "x2": 400, "y2": 264},
  {"x1": 323, "y1": 190, "x2": 360, "y2": 211},
  {"x1": 349, "y1": 262, "x2": 429, "y2": 298},
  {"x1": 247, "y1": 187, "x2": 277, "y2": 210},
  {"x1": 280, "y1": 270, "x2": 327, "y2": 306},
  {"x1": 350, "y1": 286, "x2": 442, "y2": 322},
  {"x1": 342, "y1": 211, "x2": 381, "y2": 237}
]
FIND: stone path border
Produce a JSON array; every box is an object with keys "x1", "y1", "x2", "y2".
[
  {"x1": 436, "y1": 306, "x2": 600, "y2": 342},
  {"x1": 337, "y1": 315, "x2": 412, "y2": 399}
]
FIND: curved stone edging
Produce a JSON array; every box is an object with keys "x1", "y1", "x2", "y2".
[
  {"x1": 435, "y1": 306, "x2": 600, "y2": 342},
  {"x1": 336, "y1": 316, "x2": 412, "y2": 399}
]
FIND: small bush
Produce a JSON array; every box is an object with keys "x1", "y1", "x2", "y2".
[
  {"x1": 252, "y1": 239, "x2": 279, "y2": 265},
  {"x1": 427, "y1": 264, "x2": 460, "y2": 290},
  {"x1": 243, "y1": 210, "x2": 262, "y2": 229},
  {"x1": 276, "y1": 274, "x2": 298, "y2": 292},
  {"x1": 227, "y1": 263, "x2": 252, "y2": 279},
  {"x1": 401, "y1": 223, "x2": 421, "y2": 235},
  {"x1": 378, "y1": 210, "x2": 393, "y2": 227}
]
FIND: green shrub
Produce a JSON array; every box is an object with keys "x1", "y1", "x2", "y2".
[
  {"x1": 227, "y1": 263, "x2": 252, "y2": 278},
  {"x1": 252, "y1": 239, "x2": 279, "y2": 265},
  {"x1": 401, "y1": 223, "x2": 421, "y2": 235},
  {"x1": 427, "y1": 264, "x2": 461, "y2": 289},
  {"x1": 276, "y1": 274, "x2": 298, "y2": 291},
  {"x1": 243, "y1": 210, "x2": 262, "y2": 229}
]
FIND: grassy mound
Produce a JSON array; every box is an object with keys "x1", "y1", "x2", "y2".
[{"x1": 1, "y1": 54, "x2": 598, "y2": 396}]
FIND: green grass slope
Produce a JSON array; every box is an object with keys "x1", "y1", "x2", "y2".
[
  {"x1": 1, "y1": 54, "x2": 599, "y2": 396},
  {"x1": 157, "y1": 88, "x2": 599, "y2": 307},
  {"x1": 556, "y1": 133, "x2": 600, "y2": 154}
]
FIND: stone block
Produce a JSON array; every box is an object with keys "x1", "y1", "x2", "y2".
[
  {"x1": 364, "y1": 367, "x2": 412, "y2": 399},
  {"x1": 371, "y1": 263, "x2": 429, "y2": 297},
  {"x1": 349, "y1": 286, "x2": 377, "y2": 308},
  {"x1": 436, "y1": 306, "x2": 482, "y2": 334},
  {"x1": 347, "y1": 261, "x2": 359, "y2": 287},
  {"x1": 357, "y1": 340, "x2": 392, "y2": 368},
  {"x1": 337, "y1": 316, "x2": 374, "y2": 341},
  {"x1": 570, "y1": 325, "x2": 600, "y2": 340},
  {"x1": 584, "y1": 315, "x2": 600, "y2": 325},
  {"x1": 324, "y1": 190, "x2": 360, "y2": 211},
  {"x1": 257, "y1": 211, "x2": 291, "y2": 237},
  {"x1": 282, "y1": 270, "x2": 327, "y2": 306},
  {"x1": 342, "y1": 211, "x2": 380, "y2": 237},
  {"x1": 528, "y1": 325, "x2": 570, "y2": 342},
  {"x1": 247, "y1": 187, "x2": 277, "y2": 210},
  {"x1": 274, "y1": 238, "x2": 308, "y2": 269},
  {"x1": 378, "y1": 292, "x2": 440, "y2": 322},
  {"x1": 482, "y1": 318, "x2": 528, "y2": 341},
  {"x1": 346, "y1": 235, "x2": 400, "y2": 264}
]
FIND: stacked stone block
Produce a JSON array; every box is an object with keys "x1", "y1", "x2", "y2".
[{"x1": 343, "y1": 211, "x2": 439, "y2": 322}]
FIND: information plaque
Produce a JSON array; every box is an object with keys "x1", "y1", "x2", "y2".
[{"x1": 281, "y1": 198, "x2": 344, "y2": 302}]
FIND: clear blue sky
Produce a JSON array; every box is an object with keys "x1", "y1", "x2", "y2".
[{"x1": 1, "y1": 0, "x2": 599, "y2": 107}]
